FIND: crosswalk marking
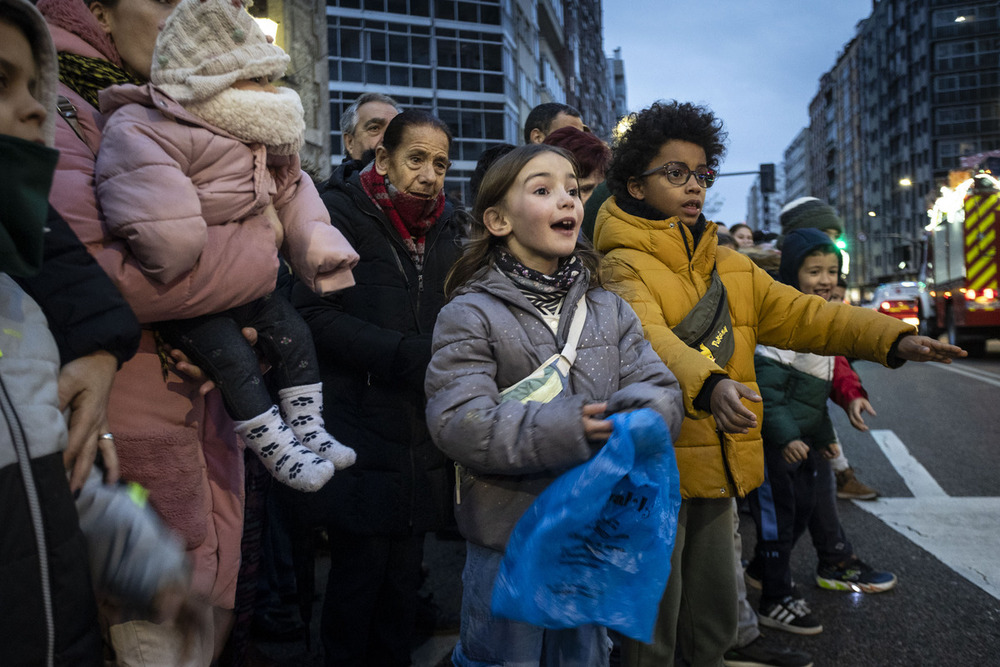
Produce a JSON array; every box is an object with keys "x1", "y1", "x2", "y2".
[
  {"x1": 869, "y1": 431, "x2": 947, "y2": 498},
  {"x1": 855, "y1": 429, "x2": 1000, "y2": 600},
  {"x1": 931, "y1": 362, "x2": 1000, "y2": 388}
]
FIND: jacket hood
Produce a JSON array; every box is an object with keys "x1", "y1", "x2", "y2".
[
  {"x1": 37, "y1": 0, "x2": 122, "y2": 67},
  {"x1": 3, "y1": 0, "x2": 58, "y2": 146},
  {"x1": 778, "y1": 227, "x2": 841, "y2": 288}
]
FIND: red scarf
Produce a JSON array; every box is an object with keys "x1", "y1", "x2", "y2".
[{"x1": 359, "y1": 162, "x2": 445, "y2": 243}]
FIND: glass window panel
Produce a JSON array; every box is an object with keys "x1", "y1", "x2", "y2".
[
  {"x1": 412, "y1": 68, "x2": 431, "y2": 88},
  {"x1": 328, "y1": 28, "x2": 339, "y2": 53},
  {"x1": 438, "y1": 70, "x2": 457, "y2": 89},
  {"x1": 484, "y1": 112, "x2": 503, "y2": 139},
  {"x1": 389, "y1": 35, "x2": 408, "y2": 62},
  {"x1": 461, "y1": 141, "x2": 483, "y2": 161},
  {"x1": 483, "y1": 74, "x2": 502, "y2": 93},
  {"x1": 410, "y1": 0, "x2": 429, "y2": 16},
  {"x1": 412, "y1": 36, "x2": 431, "y2": 65},
  {"x1": 481, "y1": 3, "x2": 500, "y2": 24},
  {"x1": 457, "y1": 1, "x2": 478, "y2": 21},
  {"x1": 461, "y1": 72, "x2": 480, "y2": 92},
  {"x1": 340, "y1": 0, "x2": 361, "y2": 8},
  {"x1": 460, "y1": 111, "x2": 482, "y2": 138},
  {"x1": 436, "y1": 0, "x2": 455, "y2": 19},
  {"x1": 328, "y1": 59, "x2": 338, "y2": 81},
  {"x1": 390, "y1": 66, "x2": 409, "y2": 86},
  {"x1": 438, "y1": 40, "x2": 458, "y2": 67},
  {"x1": 366, "y1": 63, "x2": 387, "y2": 84},
  {"x1": 439, "y1": 108, "x2": 459, "y2": 129},
  {"x1": 363, "y1": 0, "x2": 383, "y2": 11},
  {"x1": 370, "y1": 32, "x2": 388, "y2": 61},
  {"x1": 341, "y1": 29, "x2": 361, "y2": 59},
  {"x1": 342, "y1": 61, "x2": 363, "y2": 81},
  {"x1": 483, "y1": 44, "x2": 501, "y2": 71},
  {"x1": 460, "y1": 42, "x2": 482, "y2": 69}
]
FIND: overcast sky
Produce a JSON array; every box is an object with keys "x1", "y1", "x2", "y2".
[{"x1": 602, "y1": 0, "x2": 874, "y2": 226}]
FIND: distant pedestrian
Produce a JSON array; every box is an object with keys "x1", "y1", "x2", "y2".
[
  {"x1": 730, "y1": 223, "x2": 755, "y2": 248},
  {"x1": 426, "y1": 144, "x2": 683, "y2": 666},
  {"x1": 542, "y1": 126, "x2": 611, "y2": 206},
  {"x1": 523, "y1": 102, "x2": 586, "y2": 143},
  {"x1": 340, "y1": 92, "x2": 401, "y2": 164}
]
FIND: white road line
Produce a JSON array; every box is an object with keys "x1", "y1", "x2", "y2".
[
  {"x1": 869, "y1": 430, "x2": 947, "y2": 498},
  {"x1": 930, "y1": 363, "x2": 1000, "y2": 388},
  {"x1": 857, "y1": 429, "x2": 1000, "y2": 600}
]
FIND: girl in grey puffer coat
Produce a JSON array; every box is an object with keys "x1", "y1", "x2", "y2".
[{"x1": 424, "y1": 145, "x2": 683, "y2": 666}]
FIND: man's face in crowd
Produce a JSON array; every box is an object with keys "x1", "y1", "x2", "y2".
[{"x1": 344, "y1": 101, "x2": 399, "y2": 161}]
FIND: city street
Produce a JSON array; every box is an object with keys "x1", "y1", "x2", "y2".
[
  {"x1": 253, "y1": 345, "x2": 1000, "y2": 667},
  {"x1": 740, "y1": 344, "x2": 1000, "y2": 666}
]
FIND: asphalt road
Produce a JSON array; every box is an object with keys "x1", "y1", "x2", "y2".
[
  {"x1": 739, "y1": 343, "x2": 1000, "y2": 666},
  {"x1": 251, "y1": 343, "x2": 1000, "y2": 667}
]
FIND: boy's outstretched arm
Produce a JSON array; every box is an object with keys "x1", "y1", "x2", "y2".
[{"x1": 894, "y1": 335, "x2": 967, "y2": 363}]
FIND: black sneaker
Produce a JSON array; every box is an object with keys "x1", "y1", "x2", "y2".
[
  {"x1": 816, "y1": 557, "x2": 897, "y2": 593},
  {"x1": 724, "y1": 634, "x2": 814, "y2": 667},
  {"x1": 758, "y1": 596, "x2": 822, "y2": 636}
]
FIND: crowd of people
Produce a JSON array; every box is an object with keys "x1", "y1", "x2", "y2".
[{"x1": 1, "y1": 0, "x2": 968, "y2": 666}]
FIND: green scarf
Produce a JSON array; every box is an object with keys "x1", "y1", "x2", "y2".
[
  {"x1": 0, "y1": 136, "x2": 59, "y2": 277},
  {"x1": 57, "y1": 52, "x2": 140, "y2": 110}
]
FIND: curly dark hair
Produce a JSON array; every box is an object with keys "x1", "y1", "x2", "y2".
[{"x1": 606, "y1": 101, "x2": 727, "y2": 200}]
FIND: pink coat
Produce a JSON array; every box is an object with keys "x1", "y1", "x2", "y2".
[
  {"x1": 43, "y1": 19, "x2": 250, "y2": 608},
  {"x1": 95, "y1": 83, "x2": 358, "y2": 295}
]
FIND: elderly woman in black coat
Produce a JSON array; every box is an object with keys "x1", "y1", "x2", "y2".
[{"x1": 292, "y1": 109, "x2": 464, "y2": 666}]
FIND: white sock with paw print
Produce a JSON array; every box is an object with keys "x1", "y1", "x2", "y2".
[
  {"x1": 234, "y1": 405, "x2": 335, "y2": 492},
  {"x1": 278, "y1": 383, "x2": 356, "y2": 470}
]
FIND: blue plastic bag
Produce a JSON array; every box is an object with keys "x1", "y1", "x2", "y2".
[{"x1": 490, "y1": 408, "x2": 681, "y2": 643}]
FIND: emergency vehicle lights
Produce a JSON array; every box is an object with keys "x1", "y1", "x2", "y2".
[{"x1": 927, "y1": 172, "x2": 1000, "y2": 231}]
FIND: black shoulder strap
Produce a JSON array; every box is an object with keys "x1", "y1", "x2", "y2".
[{"x1": 56, "y1": 95, "x2": 97, "y2": 159}]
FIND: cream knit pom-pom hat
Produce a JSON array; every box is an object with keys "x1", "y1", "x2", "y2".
[{"x1": 151, "y1": 0, "x2": 289, "y2": 104}]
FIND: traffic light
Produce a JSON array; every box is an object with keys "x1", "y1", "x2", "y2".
[
  {"x1": 835, "y1": 238, "x2": 847, "y2": 251},
  {"x1": 759, "y1": 163, "x2": 776, "y2": 193}
]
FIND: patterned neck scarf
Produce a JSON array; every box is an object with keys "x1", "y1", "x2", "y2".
[
  {"x1": 57, "y1": 52, "x2": 140, "y2": 110},
  {"x1": 495, "y1": 248, "x2": 584, "y2": 295},
  {"x1": 359, "y1": 162, "x2": 445, "y2": 271}
]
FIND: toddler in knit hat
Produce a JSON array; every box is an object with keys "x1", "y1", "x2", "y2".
[{"x1": 94, "y1": 0, "x2": 360, "y2": 492}]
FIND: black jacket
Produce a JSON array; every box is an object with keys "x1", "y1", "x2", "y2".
[
  {"x1": 14, "y1": 206, "x2": 140, "y2": 367},
  {"x1": 290, "y1": 163, "x2": 465, "y2": 535}
]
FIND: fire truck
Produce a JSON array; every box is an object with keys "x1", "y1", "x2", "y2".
[{"x1": 924, "y1": 168, "x2": 1000, "y2": 357}]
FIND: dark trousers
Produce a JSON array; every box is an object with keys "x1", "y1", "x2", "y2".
[
  {"x1": 321, "y1": 530, "x2": 424, "y2": 667},
  {"x1": 808, "y1": 456, "x2": 854, "y2": 566},
  {"x1": 748, "y1": 446, "x2": 819, "y2": 605},
  {"x1": 158, "y1": 292, "x2": 319, "y2": 420}
]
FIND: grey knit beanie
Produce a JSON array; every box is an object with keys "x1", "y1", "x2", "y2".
[
  {"x1": 151, "y1": 0, "x2": 289, "y2": 104},
  {"x1": 779, "y1": 197, "x2": 844, "y2": 235}
]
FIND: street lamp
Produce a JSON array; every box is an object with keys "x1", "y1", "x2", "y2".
[{"x1": 899, "y1": 177, "x2": 913, "y2": 187}]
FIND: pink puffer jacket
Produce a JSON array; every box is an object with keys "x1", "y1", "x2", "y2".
[
  {"x1": 40, "y1": 10, "x2": 256, "y2": 608},
  {"x1": 95, "y1": 83, "x2": 358, "y2": 295}
]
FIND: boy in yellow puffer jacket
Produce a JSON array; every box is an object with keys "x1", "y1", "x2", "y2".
[{"x1": 594, "y1": 100, "x2": 965, "y2": 667}]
